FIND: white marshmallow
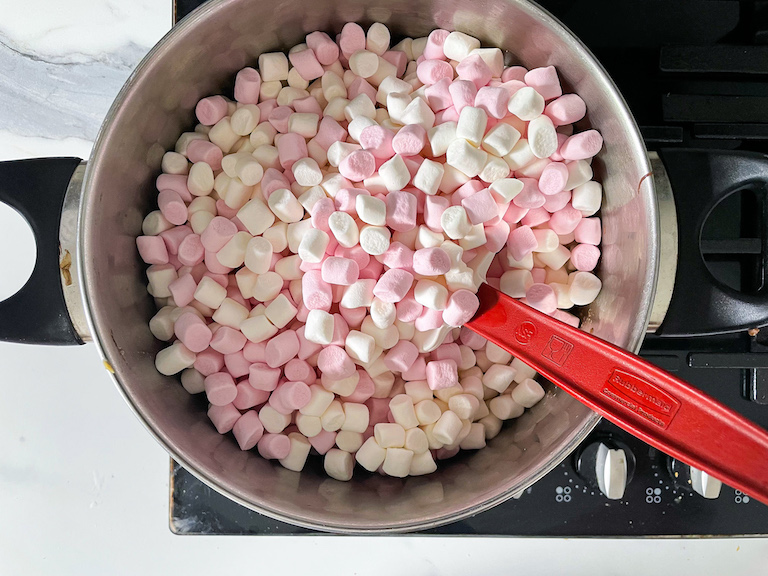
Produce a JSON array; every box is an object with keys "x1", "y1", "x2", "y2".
[
  {"x1": 572, "y1": 181, "x2": 603, "y2": 216},
  {"x1": 297, "y1": 186, "x2": 327, "y2": 212},
  {"x1": 414, "y1": 399, "x2": 442, "y2": 425},
  {"x1": 459, "y1": 223, "x2": 487, "y2": 251},
  {"x1": 376, "y1": 76, "x2": 413, "y2": 106},
  {"x1": 322, "y1": 371, "x2": 359, "y2": 396},
  {"x1": 277, "y1": 86, "x2": 310, "y2": 107},
  {"x1": 478, "y1": 155, "x2": 511, "y2": 183},
  {"x1": 250, "y1": 123, "x2": 277, "y2": 148},
  {"x1": 336, "y1": 430, "x2": 365, "y2": 453},
  {"x1": 149, "y1": 307, "x2": 176, "y2": 341},
  {"x1": 565, "y1": 160, "x2": 593, "y2": 191},
  {"x1": 356, "y1": 194, "x2": 387, "y2": 225},
  {"x1": 399, "y1": 97, "x2": 436, "y2": 130},
  {"x1": 349, "y1": 49, "x2": 380, "y2": 78},
  {"x1": 291, "y1": 157, "x2": 323, "y2": 187},
  {"x1": 251, "y1": 271, "x2": 283, "y2": 302},
  {"x1": 512, "y1": 378, "x2": 546, "y2": 408},
  {"x1": 469, "y1": 47, "x2": 504, "y2": 77},
  {"x1": 321, "y1": 71, "x2": 347, "y2": 102},
  {"x1": 296, "y1": 413, "x2": 323, "y2": 438},
  {"x1": 361, "y1": 316, "x2": 399, "y2": 350},
  {"x1": 355, "y1": 437, "x2": 387, "y2": 471},
  {"x1": 378, "y1": 154, "x2": 411, "y2": 192},
  {"x1": 512, "y1": 357, "x2": 538, "y2": 383},
  {"x1": 268, "y1": 188, "x2": 304, "y2": 223},
  {"x1": 442, "y1": 31, "x2": 481, "y2": 62},
  {"x1": 441, "y1": 205, "x2": 472, "y2": 240},
  {"x1": 340, "y1": 402, "x2": 369, "y2": 433},
  {"x1": 551, "y1": 282, "x2": 574, "y2": 309},
  {"x1": 187, "y1": 162, "x2": 214, "y2": 196},
  {"x1": 323, "y1": 97, "x2": 349, "y2": 122},
  {"x1": 258, "y1": 52, "x2": 289, "y2": 82},
  {"x1": 244, "y1": 236, "x2": 273, "y2": 274},
  {"x1": 409, "y1": 450, "x2": 438, "y2": 475},
  {"x1": 382, "y1": 447, "x2": 414, "y2": 478},
  {"x1": 208, "y1": 118, "x2": 240, "y2": 154},
  {"x1": 279, "y1": 433, "x2": 311, "y2": 472},
  {"x1": 298, "y1": 228, "x2": 330, "y2": 263},
  {"x1": 194, "y1": 276, "x2": 227, "y2": 309},
  {"x1": 259, "y1": 404, "x2": 291, "y2": 433},
  {"x1": 531, "y1": 228, "x2": 559, "y2": 253},
  {"x1": 366, "y1": 22, "x2": 390, "y2": 55},
  {"x1": 404, "y1": 427, "x2": 429, "y2": 454},
  {"x1": 479, "y1": 413, "x2": 503, "y2": 440},
  {"x1": 146, "y1": 265, "x2": 177, "y2": 299},
  {"x1": 320, "y1": 400, "x2": 346, "y2": 432},
  {"x1": 286, "y1": 219, "x2": 313, "y2": 254},
  {"x1": 347, "y1": 115, "x2": 378, "y2": 143},
  {"x1": 413, "y1": 158, "x2": 444, "y2": 196},
  {"x1": 489, "y1": 178, "x2": 524, "y2": 203},
  {"x1": 287, "y1": 66, "x2": 310, "y2": 90},
  {"x1": 415, "y1": 225, "x2": 444, "y2": 249},
  {"x1": 340, "y1": 279, "x2": 376, "y2": 309},
  {"x1": 483, "y1": 364, "x2": 517, "y2": 393},
  {"x1": 370, "y1": 298, "x2": 396, "y2": 329},
  {"x1": 344, "y1": 93, "x2": 377, "y2": 121},
  {"x1": 217, "y1": 231, "x2": 251, "y2": 268},
  {"x1": 300, "y1": 385, "x2": 335, "y2": 417},
  {"x1": 404, "y1": 380, "x2": 432, "y2": 403},
  {"x1": 389, "y1": 394, "x2": 420, "y2": 430},
  {"x1": 328, "y1": 211, "x2": 360, "y2": 248},
  {"x1": 304, "y1": 309, "x2": 334, "y2": 345},
  {"x1": 386, "y1": 92, "x2": 411, "y2": 124},
  {"x1": 211, "y1": 298, "x2": 249, "y2": 329},
  {"x1": 459, "y1": 422, "x2": 487, "y2": 450},
  {"x1": 527, "y1": 114, "x2": 559, "y2": 159},
  {"x1": 231, "y1": 104, "x2": 261, "y2": 135},
  {"x1": 374, "y1": 423, "x2": 406, "y2": 448},
  {"x1": 456, "y1": 106, "x2": 488, "y2": 147},
  {"x1": 446, "y1": 139, "x2": 487, "y2": 178},
  {"x1": 503, "y1": 138, "x2": 536, "y2": 171},
  {"x1": 536, "y1": 245, "x2": 571, "y2": 270},
  {"x1": 499, "y1": 269, "x2": 533, "y2": 298},
  {"x1": 432, "y1": 410, "x2": 463, "y2": 444},
  {"x1": 252, "y1": 144, "x2": 280, "y2": 170},
  {"x1": 155, "y1": 341, "x2": 196, "y2": 375},
  {"x1": 359, "y1": 225, "x2": 391, "y2": 255},
  {"x1": 489, "y1": 394, "x2": 525, "y2": 420},
  {"x1": 263, "y1": 221, "x2": 289, "y2": 252},
  {"x1": 161, "y1": 151, "x2": 188, "y2": 175},
  {"x1": 327, "y1": 141, "x2": 361, "y2": 167},
  {"x1": 180, "y1": 368, "x2": 205, "y2": 394},
  {"x1": 448, "y1": 393, "x2": 480, "y2": 420},
  {"x1": 345, "y1": 329, "x2": 376, "y2": 363},
  {"x1": 482, "y1": 122, "x2": 521, "y2": 157},
  {"x1": 323, "y1": 449, "x2": 354, "y2": 481},
  {"x1": 240, "y1": 314, "x2": 279, "y2": 343},
  {"x1": 142, "y1": 210, "x2": 173, "y2": 236},
  {"x1": 507, "y1": 87, "x2": 545, "y2": 121},
  {"x1": 413, "y1": 279, "x2": 449, "y2": 310},
  {"x1": 569, "y1": 271, "x2": 602, "y2": 305}
]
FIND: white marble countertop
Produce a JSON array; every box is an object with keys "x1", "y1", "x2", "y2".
[{"x1": 1, "y1": 1, "x2": 767, "y2": 574}]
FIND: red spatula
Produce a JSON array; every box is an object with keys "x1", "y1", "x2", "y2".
[{"x1": 466, "y1": 283, "x2": 768, "y2": 505}]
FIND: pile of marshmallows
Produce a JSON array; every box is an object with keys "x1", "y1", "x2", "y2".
[{"x1": 137, "y1": 22, "x2": 604, "y2": 481}]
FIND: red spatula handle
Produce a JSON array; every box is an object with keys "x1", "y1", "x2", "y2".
[{"x1": 466, "y1": 283, "x2": 768, "y2": 505}]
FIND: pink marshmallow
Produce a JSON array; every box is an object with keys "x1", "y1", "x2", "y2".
[
  {"x1": 302, "y1": 269, "x2": 333, "y2": 311},
  {"x1": 524, "y1": 66, "x2": 563, "y2": 101},
  {"x1": 526, "y1": 283, "x2": 557, "y2": 313},
  {"x1": 317, "y1": 345, "x2": 356, "y2": 379},
  {"x1": 402, "y1": 356, "x2": 427, "y2": 381},
  {"x1": 284, "y1": 358, "x2": 316, "y2": 384},
  {"x1": 293, "y1": 96, "x2": 323, "y2": 115},
  {"x1": 242, "y1": 341, "x2": 266, "y2": 363},
  {"x1": 296, "y1": 325, "x2": 323, "y2": 360},
  {"x1": 310, "y1": 197, "x2": 335, "y2": 231},
  {"x1": 386, "y1": 191, "x2": 417, "y2": 232},
  {"x1": 501, "y1": 66, "x2": 528, "y2": 82},
  {"x1": 542, "y1": 191, "x2": 571, "y2": 214},
  {"x1": 545, "y1": 94, "x2": 586, "y2": 126},
  {"x1": 306, "y1": 31, "x2": 340, "y2": 66},
  {"x1": 314, "y1": 116, "x2": 348, "y2": 150},
  {"x1": 538, "y1": 162, "x2": 569, "y2": 195},
  {"x1": 156, "y1": 174, "x2": 192, "y2": 202},
  {"x1": 208, "y1": 403, "x2": 241, "y2": 434},
  {"x1": 417, "y1": 59, "x2": 454, "y2": 85},
  {"x1": 269, "y1": 105, "x2": 293, "y2": 134},
  {"x1": 258, "y1": 433, "x2": 292, "y2": 459},
  {"x1": 224, "y1": 351, "x2": 251, "y2": 378},
  {"x1": 270, "y1": 380, "x2": 311, "y2": 414},
  {"x1": 335, "y1": 244, "x2": 370, "y2": 269},
  {"x1": 195, "y1": 95, "x2": 228, "y2": 126},
  {"x1": 373, "y1": 268, "x2": 414, "y2": 303},
  {"x1": 339, "y1": 149, "x2": 376, "y2": 182},
  {"x1": 177, "y1": 233, "x2": 204, "y2": 266},
  {"x1": 570, "y1": 243, "x2": 601, "y2": 271},
  {"x1": 289, "y1": 49, "x2": 325, "y2": 81},
  {"x1": 383, "y1": 50, "x2": 408, "y2": 77},
  {"x1": 204, "y1": 372, "x2": 238, "y2": 406},
  {"x1": 412, "y1": 247, "x2": 451, "y2": 276},
  {"x1": 380, "y1": 241, "x2": 414, "y2": 270},
  {"x1": 507, "y1": 225, "x2": 538, "y2": 261},
  {"x1": 330, "y1": 314, "x2": 350, "y2": 346},
  {"x1": 456, "y1": 54, "x2": 492, "y2": 89},
  {"x1": 234, "y1": 67, "x2": 262, "y2": 105},
  {"x1": 232, "y1": 411, "x2": 265, "y2": 450},
  {"x1": 484, "y1": 220, "x2": 510, "y2": 253},
  {"x1": 248, "y1": 362, "x2": 281, "y2": 391},
  {"x1": 392, "y1": 124, "x2": 427, "y2": 156},
  {"x1": 194, "y1": 348, "x2": 225, "y2": 376},
  {"x1": 449, "y1": 80, "x2": 478, "y2": 113},
  {"x1": 347, "y1": 77, "x2": 377, "y2": 103},
  {"x1": 451, "y1": 179, "x2": 485, "y2": 206},
  {"x1": 474, "y1": 86, "x2": 510, "y2": 119},
  {"x1": 339, "y1": 305, "x2": 367, "y2": 329},
  {"x1": 431, "y1": 342, "x2": 462, "y2": 365},
  {"x1": 174, "y1": 312, "x2": 212, "y2": 353},
  {"x1": 531, "y1": 268, "x2": 546, "y2": 284},
  {"x1": 334, "y1": 187, "x2": 369, "y2": 214},
  {"x1": 265, "y1": 330, "x2": 300, "y2": 368},
  {"x1": 396, "y1": 293, "x2": 423, "y2": 322},
  {"x1": 424, "y1": 195, "x2": 450, "y2": 231},
  {"x1": 384, "y1": 340, "x2": 420, "y2": 372},
  {"x1": 321, "y1": 256, "x2": 360, "y2": 285},
  {"x1": 186, "y1": 139, "x2": 223, "y2": 171},
  {"x1": 307, "y1": 429, "x2": 336, "y2": 455},
  {"x1": 339, "y1": 22, "x2": 366, "y2": 57},
  {"x1": 258, "y1": 98, "x2": 278, "y2": 119},
  {"x1": 157, "y1": 190, "x2": 188, "y2": 226},
  {"x1": 574, "y1": 217, "x2": 601, "y2": 245},
  {"x1": 462, "y1": 188, "x2": 499, "y2": 225},
  {"x1": 210, "y1": 326, "x2": 247, "y2": 354},
  {"x1": 425, "y1": 78, "x2": 453, "y2": 112},
  {"x1": 442, "y1": 289, "x2": 480, "y2": 327},
  {"x1": 168, "y1": 274, "x2": 196, "y2": 306},
  {"x1": 424, "y1": 29, "x2": 450, "y2": 60},
  {"x1": 137, "y1": 235, "x2": 169, "y2": 265},
  {"x1": 359, "y1": 125, "x2": 395, "y2": 159},
  {"x1": 260, "y1": 168, "x2": 290, "y2": 197},
  {"x1": 435, "y1": 106, "x2": 460, "y2": 124},
  {"x1": 559, "y1": 130, "x2": 603, "y2": 161},
  {"x1": 233, "y1": 382, "x2": 270, "y2": 410},
  {"x1": 512, "y1": 178, "x2": 546, "y2": 209},
  {"x1": 276, "y1": 132, "x2": 308, "y2": 169},
  {"x1": 200, "y1": 216, "x2": 237, "y2": 252},
  {"x1": 521, "y1": 207, "x2": 551, "y2": 228},
  {"x1": 548, "y1": 204, "x2": 583, "y2": 235},
  {"x1": 425, "y1": 359, "x2": 459, "y2": 391},
  {"x1": 415, "y1": 307, "x2": 445, "y2": 331},
  {"x1": 459, "y1": 326, "x2": 486, "y2": 349}
]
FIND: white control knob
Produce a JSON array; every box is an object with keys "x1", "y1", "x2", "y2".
[
  {"x1": 596, "y1": 443, "x2": 628, "y2": 500},
  {"x1": 690, "y1": 466, "x2": 722, "y2": 499}
]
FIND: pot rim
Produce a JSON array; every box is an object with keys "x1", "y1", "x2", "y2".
[{"x1": 78, "y1": 0, "x2": 658, "y2": 532}]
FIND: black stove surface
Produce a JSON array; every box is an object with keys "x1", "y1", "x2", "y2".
[{"x1": 170, "y1": 0, "x2": 768, "y2": 536}]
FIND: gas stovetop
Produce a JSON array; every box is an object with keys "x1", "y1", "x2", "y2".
[{"x1": 169, "y1": 0, "x2": 768, "y2": 536}]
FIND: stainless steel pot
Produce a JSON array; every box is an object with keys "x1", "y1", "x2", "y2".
[{"x1": 1, "y1": 0, "x2": 761, "y2": 532}]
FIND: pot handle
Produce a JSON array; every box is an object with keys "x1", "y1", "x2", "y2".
[
  {"x1": 0, "y1": 158, "x2": 85, "y2": 345},
  {"x1": 655, "y1": 148, "x2": 768, "y2": 337}
]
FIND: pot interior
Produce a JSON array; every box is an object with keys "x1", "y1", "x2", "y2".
[{"x1": 80, "y1": 0, "x2": 656, "y2": 531}]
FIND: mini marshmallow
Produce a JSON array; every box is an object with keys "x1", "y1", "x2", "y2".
[
  {"x1": 507, "y1": 87, "x2": 545, "y2": 121},
  {"x1": 359, "y1": 225, "x2": 391, "y2": 256},
  {"x1": 355, "y1": 436, "x2": 387, "y2": 471},
  {"x1": 441, "y1": 205, "x2": 472, "y2": 240},
  {"x1": 442, "y1": 31, "x2": 481, "y2": 62},
  {"x1": 455, "y1": 106, "x2": 488, "y2": 147},
  {"x1": 511, "y1": 378, "x2": 546, "y2": 408},
  {"x1": 258, "y1": 52, "x2": 290, "y2": 82},
  {"x1": 446, "y1": 139, "x2": 487, "y2": 178},
  {"x1": 356, "y1": 194, "x2": 387, "y2": 225}
]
